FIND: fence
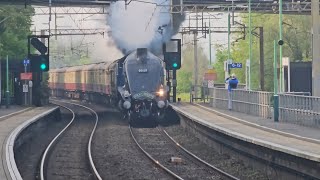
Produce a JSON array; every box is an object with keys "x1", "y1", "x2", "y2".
[
  {"x1": 201, "y1": 86, "x2": 320, "y2": 128},
  {"x1": 190, "y1": 85, "x2": 210, "y2": 103},
  {"x1": 213, "y1": 83, "x2": 246, "y2": 89},
  {"x1": 210, "y1": 88, "x2": 273, "y2": 118},
  {"x1": 279, "y1": 94, "x2": 320, "y2": 127}
]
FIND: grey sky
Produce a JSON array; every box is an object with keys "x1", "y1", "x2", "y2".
[{"x1": 31, "y1": 6, "x2": 231, "y2": 65}]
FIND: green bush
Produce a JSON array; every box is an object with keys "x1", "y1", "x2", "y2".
[{"x1": 176, "y1": 93, "x2": 190, "y2": 102}]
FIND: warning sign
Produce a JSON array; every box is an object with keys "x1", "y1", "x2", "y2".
[
  {"x1": 21, "y1": 73, "x2": 32, "y2": 80},
  {"x1": 23, "y1": 84, "x2": 28, "y2": 93},
  {"x1": 208, "y1": 80, "x2": 214, "y2": 88},
  {"x1": 204, "y1": 69, "x2": 217, "y2": 81}
]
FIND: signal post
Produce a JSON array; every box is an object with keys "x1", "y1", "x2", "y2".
[
  {"x1": 27, "y1": 35, "x2": 50, "y2": 106},
  {"x1": 163, "y1": 39, "x2": 181, "y2": 103},
  {"x1": 21, "y1": 59, "x2": 32, "y2": 106}
]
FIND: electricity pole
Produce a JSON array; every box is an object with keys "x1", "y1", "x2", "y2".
[
  {"x1": 193, "y1": 30, "x2": 198, "y2": 98},
  {"x1": 312, "y1": 0, "x2": 320, "y2": 96},
  {"x1": 6, "y1": 55, "x2": 9, "y2": 108}
]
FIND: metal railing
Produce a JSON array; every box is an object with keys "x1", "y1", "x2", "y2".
[
  {"x1": 213, "y1": 83, "x2": 246, "y2": 89},
  {"x1": 190, "y1": 83, "x2": 320, "y2": 128},
  {"x1": 210, "y1": 88, "x2": 273, "y2": 118},
  {"x1": 190, "y1": 85, "x2": 210, "y2": 103},
  {"x1": 283, "y1": 92, "x2": 311, "y2": 96},
  {"x1": 279, "y1": 94, "x2": 320, "y2": 127}
]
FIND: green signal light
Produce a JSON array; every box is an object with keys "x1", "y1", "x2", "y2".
[
  {"x1": 40, "y1": 63, "x2": 47, "y2": 70},
  {"x1": 173, "y1": 63, "x2": 178, "y2": 68}
]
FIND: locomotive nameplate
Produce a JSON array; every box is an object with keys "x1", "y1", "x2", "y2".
[
  {"x1": 138, "y1": 69, "x2": 148, "y2": 73},
  {"x1": 133, "y1": 91, "x2": 155, "y2": 100}
]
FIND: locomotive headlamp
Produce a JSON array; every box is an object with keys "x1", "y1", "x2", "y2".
[{"x1": 157, "y1": 88, "x2": 164, "y2": 96}]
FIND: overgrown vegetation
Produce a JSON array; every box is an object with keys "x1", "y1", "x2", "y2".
[
  {"x1": 40, "y1": 72, "x2": 50, "y2": 105},
  {"x1": 0, "y1": 6, "x2": 34, "y2": 60},
  {"x1": 0, "y1": 6, "x2": 52, "y2": 105},
  {"x1": 176, "y1": 40, "x2": 210, "y2": 101},
  {"x1": 176, "y1": 14, "x2": 311, "y2": 100},
  {"x1": 213, "y1": 14, "x2": 311, "y2": 91}
]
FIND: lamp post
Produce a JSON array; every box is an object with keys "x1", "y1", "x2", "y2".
[
  {"x1": 0, "y1": 16, "x2": 10, "y2": 107},
  {"x1": 228, "y1": 7, "x2": 231, "y2": 60},
  {"x1": 6, "y1": 55, "x2": 9, "y2": 108},
  {"x1": 248, "y1": 0, "x2": 252, "y2": 90},
  {"x1": 273, "y1": 41, "x2": 279, "y2": 122},
  {"x1": 279, "y1": 0, "x2": 283, "y2": 92},
  {"x1": 209, "y1": 16, "x2": 212, "y2": 65}
]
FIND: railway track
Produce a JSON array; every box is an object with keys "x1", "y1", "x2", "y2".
[
  {"x1": 130, "y1": 125, "x2": 239, "y2": 180},
  {"x1": 40, "y1": 100, "x2": 101, "y2": 180}
]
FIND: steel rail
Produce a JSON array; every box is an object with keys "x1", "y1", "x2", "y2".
[
  {"x1": 64, "y1": 101, "x2": 102, "y2": 180},
  {"x1": 40, "y1": 102, "x2": 75, "y2": 180},
  {"x1": 161, "y1": 128, "x2": 240, "y2": 180},
  {"x1": 129, "y1": 125, "x2": 183, "y2": 180},
  {"x1": 40, "y1": 100, "x2": 102, "y2": 180}
]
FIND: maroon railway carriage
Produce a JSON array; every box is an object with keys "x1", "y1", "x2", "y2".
[{"x1": 49, "y1": 61, "x2": 113, "y2": 103}]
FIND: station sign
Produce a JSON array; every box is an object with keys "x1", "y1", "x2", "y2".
[
  {"x1": 204, "y1": 69, "x2": 217, "y2": 81},
  {"x1": 20, "y1": 73, "x2": 33, "y2": 80},
  {"x1": 23, "y1": 59, "x2": 30, "y2": 66},
  {"x1": 229, "y1": 62, "x2": 242, "y2": 68}
]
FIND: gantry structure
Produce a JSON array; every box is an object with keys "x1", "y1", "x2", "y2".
[
  {"x1": 1, "y1": 0, "x2": 318, "y2": 14},
  {"x1": 2, "y1": 0, "x2": 320, "y2": 95}
]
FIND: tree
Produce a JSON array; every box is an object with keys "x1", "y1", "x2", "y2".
[
  {"x1": 0, "y1": 6, "x2": 34, "y2": 101},
  {"x1": 40, "y1": 72, "x2": 50, "y2": 105},
  {"x1": 177, "y1": 39, "x2": 209, "y2": 93},
  {"x1": 0, "y1": 6, "x2": 34, "y2": 60},
  {"x1": 214, "y1": 45, "x2": 228, "y2": 83},
  {"x1": 213, "y1": 14, "x2": 311, "y2": 91}
]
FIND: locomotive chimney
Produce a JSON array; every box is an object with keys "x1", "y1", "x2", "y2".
[{"x1": 136, "y1": 48, "x2": 148, "y2": 62}]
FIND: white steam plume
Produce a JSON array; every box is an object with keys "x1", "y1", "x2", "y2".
[{"x1": 107, "y1": 0, "x2": 179, "y2": 55}]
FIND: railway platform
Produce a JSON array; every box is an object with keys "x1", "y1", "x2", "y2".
[
  {"x1": 0, "y1": 105, "x2": 58, "y2": 180},
  {"x1": 0, "y1": 106, "x2": 32, "y2": 121},
  {"x1": 171, "y1": 102, "x2": 320, "y2": 178},
  {"x1": 198, "y1": 103, "x2": 320, "y2": 140}
]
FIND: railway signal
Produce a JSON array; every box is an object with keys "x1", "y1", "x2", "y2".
[
  {"x1": 28, "y1": 35, "x2": 50, "y2": 72},
  {"x1": 163, "y1": 39, "x2": 181, "y2": 103},
  {"x1": 163, "y1": 39, "x2": 181, "y2": 70},
  {"x1": 30, "y1": 54, "x2": 49, "y2": 72},
  {"x1": 30, "y1": 37, "x2": 48, "y2": 54},
  {"x1": 164, "y1": 53, "x2": 181, "y2": 70},
  {"x1": 173, "y1": 63, "x2": 178, "y2": 68},
  {"x1": 39, "y1": 54, "x2": 49, "y2": 71}
]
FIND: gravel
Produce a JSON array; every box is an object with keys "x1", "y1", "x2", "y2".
[
  {"x1": 15, "y1": 100, "x2": 270, "y2": 180},
  {"x1": 91, "y1": 107, "x2": 173, "y2": 180},
  {"x1": 45, "y1": 104, "x2": 96, "y2": 180},
  {"x1": 15, "y1": 107, "x2": 71, "y2": 180},
  {"x1": 164, "y1": 125, "x2": 269, "y2": 180},
  {"x1": 131, "y1": 127, "x2": 223, "y2": 179}
]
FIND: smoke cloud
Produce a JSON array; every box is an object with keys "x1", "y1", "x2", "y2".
[{"x1": 107, "y1": 0, "x2": 183, "y2": 55}]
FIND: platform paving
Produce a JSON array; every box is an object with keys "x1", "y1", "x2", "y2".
[
  {"x1": 171, "y1": 103, "x2": 320, "y2": 162},
  {"x1": 0, "y1": 106, "x2": 31, "y2": 121},
  {"x1": 197, "y1": 103, "x2": 320, "y2": 140},
  {"x1": 0, "y1": 106, "x2": 57, "y2": 180}
]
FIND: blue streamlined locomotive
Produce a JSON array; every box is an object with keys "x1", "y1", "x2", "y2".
[{"x1": 49, "y1": 48, "x2": 168, "y2": 122}]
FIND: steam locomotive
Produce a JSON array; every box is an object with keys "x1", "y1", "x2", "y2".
[{"x1": 49, "y1": 48, "x2": 168, "y2": 122}]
